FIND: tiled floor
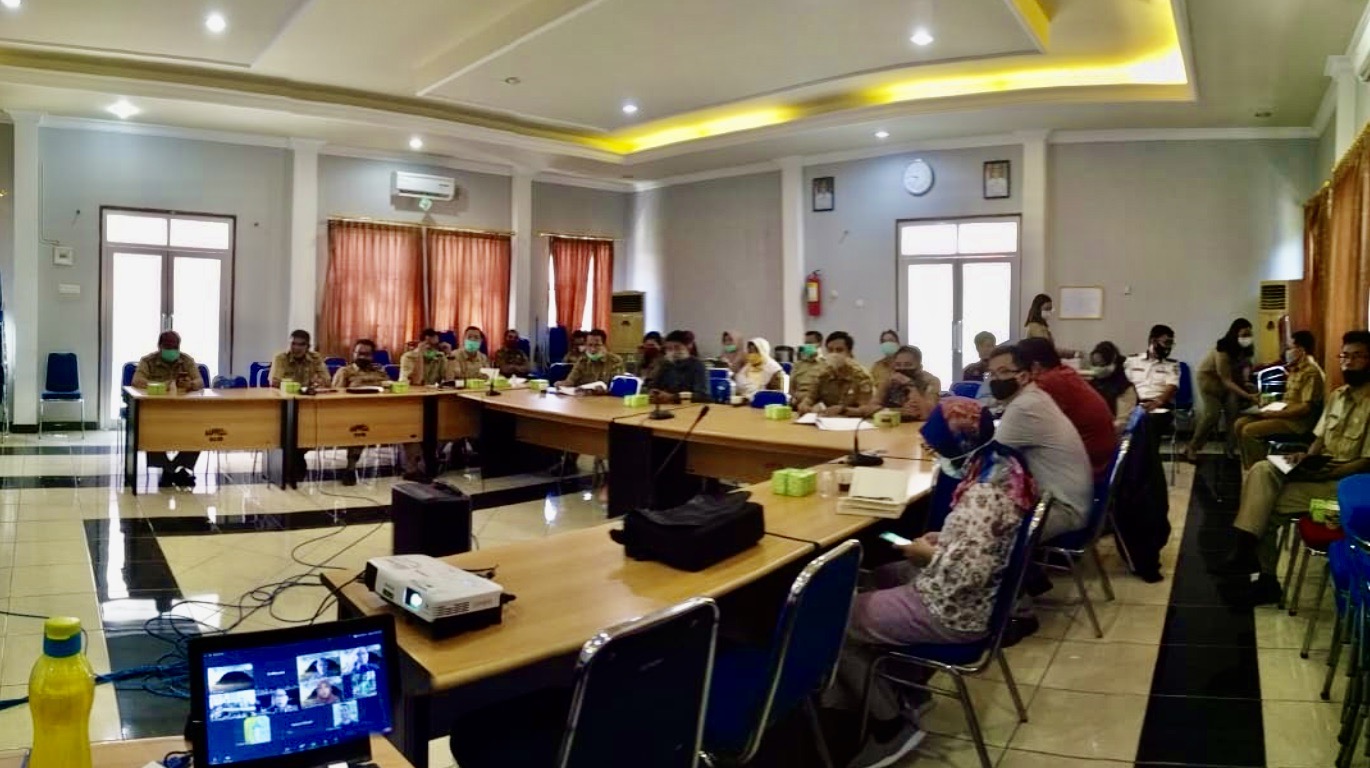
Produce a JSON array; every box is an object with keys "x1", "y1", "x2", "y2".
[{"x1": 0, "y1": 431, "x2": 1360, "y2": 767}]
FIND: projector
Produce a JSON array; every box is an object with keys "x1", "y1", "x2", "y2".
[{"x1": 364, "y1": 554, "x2": 505, "y2": 638}]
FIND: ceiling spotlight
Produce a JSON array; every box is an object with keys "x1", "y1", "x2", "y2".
[
  {"x1": 408, "y1": 136, "x2": 424, "y2": 150},
  {"x1": 1254, "y1": 109, "x2": 1274, "y2": 119},
  {"x1": 205, "y1": 11, "x2": 227, "y2": 33},
  {"x1": 909, "y1": 28, "x2": 934, "y2": 46},
  {"x1": 0, "y1": 0, "x2": 20, "y2": 9},
  {"x1": 622, "y1": 102, "x2": 639, "y2": 115},
  {"x1": 504, "y1": 76, "x2": 522, "y2": 85},
  {"x1": 106, "y1": 99, "x2": 140, "y2": 120},
  {"x1": 875, "y1": 130, "x2": 890, "y2": 139}
]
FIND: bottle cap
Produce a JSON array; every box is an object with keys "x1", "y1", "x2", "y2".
[{"x1": 42, "y1": 616, "x2": 83, "y2": 658}]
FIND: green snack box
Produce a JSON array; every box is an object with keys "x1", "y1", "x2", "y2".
[
  {"x1": 389, "y1": 381, "x2": 410, "y2": 394},
  {"x1": 466, "y1": 378, "x2": 487, "y2": 390},
  {"x1": 764, "y1": 404, "x2": 793, "y2": 421},
  {"x1": 280, "y1": 380, "x2": 301, "y2": 395},
  {"x1": 771, "y1": 469, "x2": 792, "y2": 496},
  {"x1": 788, "y1": 468, "x2": 817, "y2": 496},
  {"x1": 624, "y1": 393, "x2": 650, "y2": 408},
  {"x1": 1310, "y1": 498, "x2": 1340, "y2": 526},
  {"x1": 495, "y1": 377, "x2": 512, "y2": 390},
  {"x1": 145, "y1": 381, "x2": 168, "y2": 395},
  {"x1": 873, "y1": 409, "x2": 900, "y2": 428},
  {"x1": 527, "y1": 379, "x2": 548, "y2": 391}
]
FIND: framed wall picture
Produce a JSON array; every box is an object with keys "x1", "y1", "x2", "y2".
[
  {"x1": 1058, "y1": 285, "x2": 1105, "y2": 320},
  {"x1": 983, "y1": 160, "x2": 1011, "y2": 199},
  {"x1": 812, "y1": 176, "x2": 835, "y2": 212}
]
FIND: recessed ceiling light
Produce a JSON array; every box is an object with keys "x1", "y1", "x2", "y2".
[
  {"x1": 622, "y1": 102, "x2": 639, "y2": 115},
  {"x1": 1, "y1": 0, "x2": 21, "y2": 10},
  {"x1": 875, "y1": 130, "x2": 890, "y2": 139},
  {"x1": 1254, "y1": 109, "x2": 1274, "y2": 119},
  {"x1": 205, "y1": 11, "x2": 227, "y2": 33},
  {"x1": 504, "y1": 76, "x2": 521, "y2": 85},
  {"x1": 910, "y1": 28, "x2": 934, "y2": 46},
  {"x1": 408, "y1": 136, "x2": 424, "y2": 150},
  {"x1": 106, "y1": 99, "x2": 140, "y2": 120}
]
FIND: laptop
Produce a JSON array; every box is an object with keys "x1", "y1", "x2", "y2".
[{"x1": 188, "y1": 615, "x2": 397, "y2": 768}]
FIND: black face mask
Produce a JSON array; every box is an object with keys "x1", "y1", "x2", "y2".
[
  {"x1": 355, "y1": 358, "x2": 373, "y2": 369},
  {"x1": 1153, "y1": 343, "x2": 1173, "y2": 361},
  {"x1": 989, "y1": 378, "x2": 1021, "y2": 402},
  {"x1": 1344, "y1": 369, "x2": 1370, "y2": 387}
]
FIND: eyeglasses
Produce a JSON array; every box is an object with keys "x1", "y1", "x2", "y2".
[
  {"x1": 1339, "y1": 352, "x2": 1370, "y2": 361},
  {"x1": 990, "y1": 368, "x2": 1022, "y2": 380}
]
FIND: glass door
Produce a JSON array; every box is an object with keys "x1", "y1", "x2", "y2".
[{"x1": 101, "y1": 210, "x2": 234, "y2": 425}]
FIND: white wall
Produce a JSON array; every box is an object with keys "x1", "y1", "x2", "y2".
[
  {"x1": 1317, "y1": 123, "x2": 1339, "y2": 180},
  {"x1": 530, "y1": 182, "x2": 631, "y2": 340},
  {"x1": 1048, "y1": 139, "x2": 1317, "y2": 365},
  {"x1": 0, "y1": 125, "x2": 13, "y2": 320},
  {"x1": 37, "y1": 128, "x2": 291, "y2": 420},
  {"x1": 803, "y1": 145, "x2": 1024, "y2": 356}
]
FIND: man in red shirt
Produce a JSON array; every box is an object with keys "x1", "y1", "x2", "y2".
[{"x1": 1018, "y1": 338, "x2": 1119, "y2": 480}]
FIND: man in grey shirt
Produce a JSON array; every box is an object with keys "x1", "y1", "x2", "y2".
[{"x1": 987, "y1": 344, "x2": 1094, "y2": 540}]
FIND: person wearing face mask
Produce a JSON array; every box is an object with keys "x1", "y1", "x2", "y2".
[
  {"x1": 399, "y1": 328, "x2": 448, "y2": 385},
  {"x1": 988, "y1": 343, "x2": 1093, "y2": 540},
  {"x1": 557, "y1": 329, "x2": 624, "y2": 391},
  {"x1": 268, "y1": 329, "x2": 329, "y2": 389},
  {"x1": 1125, "y1": 325, "x2": 1181, "y2": 412},
  {"x1": 132, "y1": 330, "x2": 204, "y2": 488},
  {"x1": 644, "y1": 330, "x2": 711, "y2": 404},
  {"x1": 869, "y1": 329, "x2": 902, "y2": 391},
  {"x1": 1087, "y1": 341, "x2": 1139, "y2": 436},
  {"x1": 1231, "y1": 330, "x2": 1326, "y2": 469},
  {"x1": 1214, "y1": 330, "x2": 1370, "y2": 604},
  {"x1": 564, "y1": 330, "x2": 588, "y2": 365},
  {"x1": 962, "y1": 331, "x2": 997, "y2": 382},
  {"x1": 733, "y1": 338, "x2": 784, "y2": 399},
  {"x1": 1018, "y1": 338, "x2": 1116, "y2": 481},
  {"x1": 789, "y1": 336, "x2": 824, "y2": 402},
  {"x1": 447, "y1": 326, "x2": 491, "y2": 381},
  {"x1": 637, "y1": 331, "x2": 664, "y2": 376},
  {"x1": 796, "y1": 332, "x2": 875, "y2": 417},
  {"x1": 719, "y1": 330, "x2": 746, "y2": 373},
  {"x1": 826, "y1": 397, "x2": 1038, "y2": 767},
  {"x1": 864, "y1": 345, "x2": 940, "y2": 421},
  {"x1": 492, "y1": 329, "x2": 531, "y2": 378},
  {"x1": 1185, "y1": 318, "x2": 1259, "y2": 462},
  {"x1": 1023, "y1": 293, "x2": 1054, "y2": 342},
  {"x1": 331, "y1": 339, "x2": 391, "y2": 485}
]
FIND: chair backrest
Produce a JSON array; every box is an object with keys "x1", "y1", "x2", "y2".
[
  {"x1": 979, "y1": 494, "x2": 1053, "y2": 663},
  {"x1": 549, "y1": 326, "x2": 569, "y2": 366},
  {"x1": 1064, "y1": 433, "x2": 1133, "y2": 551},
  {"x1": 518, "y1": 337, "x2": 532, "y2": 356},
  {"x1": 1175, "y1": 361, "x2": 1194, "y2": 410},
  {"x1": 384, "y1": 364, "x2": 400, "y2": 381},
  {"x1": 438, "y1": 330, "x2": 459, "y2": 349},
  {"x1": 732, "y1": 540, "x2": 863, "y2": 763},
  {"x1": 750, "y1": 390, "x2": 787, "y2": 409},
  {"x1": 197, "y1": 364, "x2": 211, "y2": 388},
  {"x1": 252, "y1": 368, "x2": 271, "y2": 388},
  {"x1": 772, "y1": 345, "x2": 795, "y2": 363},
  {"x1": 248, "y1": 361, "x2": 270, "y2": 387},
  {"x1": 708, "y1": 368, "x2": 730, "y2": 381},
  {"x1": 608, "y1": 376, "x2": 641, "y2": 397},
  {"x1": 372, "y1": 350, "x2": 392, "y2": 367},
  {"x1": 211, "y1": 375, "x2": 235, "y2": 389},
  {"x1": 1340, "y1": 475, "x2": 1370, "y2": 542},
  {"x1": 780, "y1": 361, "x2": 793, "y2": 375},
  {"x1": 951, "y1": 381, "x2": 982, "y2": 399},
  {"x1": 324, "y1": 356, "x2": 346, "y2": 367},
  {"x1": 548, "y1": 362, "x2": 573, "y2": 383},
  {"x1": 326, "y1": 361, "x2": 344, "y2": 378},
  {"x1": 232, "y1": 375, "x2": 248, "y2": 388},
  {"x1": 44, "y1": 352, "x2": 80, "y2": 394},
  {"x1": 1257, "y1": 365, "x2": 1288, "y2": 396},
  {"x1": 559, "y1": 597, "x2": 718, "y2": 768},
  {"x1": 121, "y1": 361, "x2": 138, "y2": 387}
]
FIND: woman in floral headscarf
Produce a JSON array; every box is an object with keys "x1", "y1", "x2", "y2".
[{"x1": 830, "y1": 396, "x2": 1039, "y2": 767}]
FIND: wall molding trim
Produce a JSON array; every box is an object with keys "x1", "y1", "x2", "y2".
[
  {"x1": 38, "y1": 114, "x2": 292, "y2": 149},
  {"x1": 633, "y1": 161, "x2": 781, "y2": 191},
  {"x1": 1049, "y1": 127, "x2": 1318, "y2": 143}
]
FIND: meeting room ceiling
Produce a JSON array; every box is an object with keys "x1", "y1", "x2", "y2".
[{"x1": 0, "y1": 0, "x2": 1362, "y2": 180}]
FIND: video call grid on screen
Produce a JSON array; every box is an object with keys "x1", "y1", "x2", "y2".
[{"x1": 201, "y1": 629, "x2": 389, "y2": 766}]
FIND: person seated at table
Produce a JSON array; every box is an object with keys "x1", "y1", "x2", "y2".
[
  {"x1": 268, "y1": 329, "x2": 329, "y2": 389},
  {"x1": 796, "y1": 331, "x2": 874, "y2": 417},
  {"x1": 861, "y1": 345, "x2": 939, "y2": 421},
  {"x1": 132, "y1": 330, "x2": 204, "y2": 488},
  {"x1": 644, "y1": 330, "x2": 710, "y2": 404},
  {"x1": 492, "y1": 329, "x2": 531, "y2": 378},
  {"x1": 1185, "y1": 318, "x2": 1260, "y2": 462},
  {"x1": 719, "y1": 330, "x2": 746, "y2": 373},
  {"x1": 331, "y1": 339, "x2": 391, "y2": 486},
  {"x1": 1125, "y1": 324, "x2": 1181, "y2": 411},
  {"x1": 1088, "y1": 341, "x2": 1139, "y2": 436},
  {"x1": 733, "y1": 337, "x2": 784, "y2": 399},
  {"x1": 1212, "y1": 330, "x2": 1370, "y2": 604},
  {"x1": 1019, "y1": 337, "x2": 1116, "y2": 481},
  {"x1": 556, "y1": 329, "x2": 624, "y2": 392},
  {"x1": 988, "y1": 343, "x2": 1093, "y2": 540},
  {"x1": 789, "y1": 335, "x2": 823, "y2": 401},
  {"x1": 400, "y1": 329, "x2": 447, "y2": 385},
  {"x1": 638, "y1": 331, "x2": 664, "y2": 375},
  {"x1": 1233, "y1": 330, "x2": 1326, "y2": 469},
  {"x1": 962, "y1": 331, "x2": 997, "y2": 382},
  {"x1": 564, "y1": 329, "x2": 588, "y2": 365},
  {"x1": 804, "y1": 329, "x2": 825, "y2": 355},
  {"x1": 447, "y1": 326, "x2": 491, "y2": 380},
  {"x1": 827, "y1": 396, "x2": 1038, "y2": 768},
  {"x1": 869, "y1": 329, "x2": 902, "y2": 391}
]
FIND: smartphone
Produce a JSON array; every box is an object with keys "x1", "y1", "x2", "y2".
[{"x1": 879, "y1": 532, "x2": 913, "y2": 547}]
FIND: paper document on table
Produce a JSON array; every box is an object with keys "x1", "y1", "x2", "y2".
[
  {"x1": 837, "y1": 467, "x2": 912, "y2": 517},
  {"x1": 816, "y1": 417, "x2": 875, "y2": 432},
  {"x1": 795, "y1": 412, "x2": 819, "y2": 425},
  {"x1": 508, "y1": 376, "x2": 527, "y2": 387},
  {"x1": 578, "y1": 381, "x2": 607, "y2": 392},
  {"x1": 1261, "y1": 401, "x2": 1289, "y2": 413}
]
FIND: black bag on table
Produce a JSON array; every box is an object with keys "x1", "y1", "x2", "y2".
[{"x1": 610, "y1": 491, "x2": 765, "y2": 572}]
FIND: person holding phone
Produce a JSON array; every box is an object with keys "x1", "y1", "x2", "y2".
[{"x1": 827, "y1": 396, "x2": 1038, "y2": 768}]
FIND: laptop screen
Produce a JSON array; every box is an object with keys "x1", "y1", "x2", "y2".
[{"x1": 197, "y1": 621, "x2": 393, "y2": 766}]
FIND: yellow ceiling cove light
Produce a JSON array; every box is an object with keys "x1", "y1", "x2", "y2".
[{"x1": 620, "y1": 107, "x2": 797, "y2": 153}]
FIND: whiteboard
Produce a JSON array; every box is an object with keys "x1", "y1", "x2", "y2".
[{"x1": 1058, "y1": 286, "x2": 1104, "y2": 320}]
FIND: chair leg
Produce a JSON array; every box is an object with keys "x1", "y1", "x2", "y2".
[
  {"x1": 1090, "y1": 544, "x2": 1115, "y2": 602},
  {"x1": 996, "y1": 651, "x2": 1028, "y2": 723},
  {"x1": 1289, "y1": 549, "x2": 1314, "y2": 618},
  {"x1": 79, "y1": 399, "x2": 85, "y2": 439},
  {"x1": 1327, "y1": 609, "x2": 1351, "y2": 701},
  {"x1": 950, "y1": 672, "x2": 993, "y2": 768},
  {"x1": 1303, "y1": 562, "x2": 1332, "y2": 659},
  {"x1": 1282, "y1": 533, "x2": 1302, "y2": 613},
  {"x1": 1108, "y1": 511, "x2": 1136, "y2": 573},
  {"x1": 802, "y1": 698, "x2": 835, "y2": 768},
  {"x1": 37, "y1": 401, "x2": 44, "y2": 439},
  {"x1": 1070, "y1": 558, "x2": 1103, "y2": 638}
]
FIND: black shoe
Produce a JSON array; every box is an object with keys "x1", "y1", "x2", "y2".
[
  {"x1": 1024, "y1": 565, "x2": 1054, "y2": 597},
  {"x1": 1002, "y1": 615, "x2": 1040, "y2": 648},
  {"x1": 157, "y1": 471, "x2": 175, "y2": 488},
  {"x1": 1248, "y1": 574, "x2": 1284, "y2": 607},
  {"x1": 1207, "y1": 531, "x2": 1261, "y2": 575},
  {"x1": 1134, "y1": 568, "x2": 1165, "y2": 584},
  {"x1": 340, "y1": 469, "x2": 357, "y2": 487},
  {"x1": 172, "y1": 466, "x2": 196, "y2": 488}
]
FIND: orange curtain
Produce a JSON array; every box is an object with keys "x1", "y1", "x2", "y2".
[
  {"x1": 320, "y1": 221, "x2": 423, "y2": 357},
  {"x1": 427, "y1": 230, "x2": 511, "y2": 344},
  {"x1": 1300, "y1": 190, "x2": 1329, "y2": 373},
  {"x1": 591, "y1": 240, "x2": 614, "y2": 332},
  {"x1": 1320, "y1": 139, "x2": 1370, "y2": 388},
  {"x1": 550, "y1": 237, "x2": 595, "y2": 330}
]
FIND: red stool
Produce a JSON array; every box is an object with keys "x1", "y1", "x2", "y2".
[{"x1": 1284, "y1": 516, "x2": 1344, "y2": 616}]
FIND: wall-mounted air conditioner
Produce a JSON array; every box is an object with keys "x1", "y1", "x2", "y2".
[{"x1": 392, "y1": 171, "x2": 456, "y2": 201}]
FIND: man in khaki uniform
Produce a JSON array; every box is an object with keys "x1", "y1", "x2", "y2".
[
  {"x1": 789, "y1": 342, "x2": 823, "y2": 402},
  {"x1": 1233, "y1": 330, "x2": 1326, "y2": 468},
  {"x1": 557, "y1": 329, "x2": 624, "y2": 391},
  {"x1": 399, "y1": 329, "x2": 447, "y2": 386},
  {"x1": 268, "y1": 329, "x2": 330, "y2": 388},
  {"x1": 796, "y1": 331, "x2": 875, "y2": 417},
  {"x1": 447, "y1": 326, "x2": 491, "y2": 381},
  {"x1": 492, "y1": 329, "x2": 531, "y2": 378},
  {"x1": 331, "y1": 339, "x2": 391, "y2": 486},
  {"x1": 131, "y1": 330, "x2": 204, "y2": 488},
  {"x1": 1218, "y1": 330, "x2": 1370, "y2": 605}
]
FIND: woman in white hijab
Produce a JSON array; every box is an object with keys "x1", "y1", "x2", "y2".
[{"x1": 734, "y1": 337, "x2": 785, "y2": 398}]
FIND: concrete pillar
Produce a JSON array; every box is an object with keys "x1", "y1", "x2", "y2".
[
  {"x1": 7, "y1": 111, "x2": 41, "y2": 428},
  {"x1": 288, "y1": 138, "x2": 324, "y2": 337},
  {"x1": 778, "y1": 156, "x2": 806, "y2": 345},
  {"x1": 1017, "y1": 130, "x2": 1050, "y2": 316},
  {"x1": 509, "y1": 172, "x2": 534, "y2": 335}
]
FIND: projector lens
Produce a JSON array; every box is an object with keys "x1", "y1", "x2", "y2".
[{"x1": 404, "y1": 589, "x2": 424, "y2": 611}]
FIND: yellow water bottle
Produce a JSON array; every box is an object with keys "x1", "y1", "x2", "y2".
[{"x1": 28, "y1": 617, "x2": 95, "y2": 768}]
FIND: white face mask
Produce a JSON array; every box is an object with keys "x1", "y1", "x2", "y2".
[
  {"x1": 827, "y1": 351, "x2": 848, "y2": 367},
  {"x1": 1238, "y1": 337, "x2": 1253, "y2": 349},
  {"x1": 1284, "y1": 349, "x2": 1298, "y2": 365},
  {"x1": 936, "y1": 456, "x2": 964, "y2": 480}
]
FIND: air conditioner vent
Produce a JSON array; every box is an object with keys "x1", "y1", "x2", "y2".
[
  {"x1": 612, "y1": 292, "x2": 645, "y2": 314},
  {"x1": 1259, "y1": 282, "x2": 1288, "y2": 312}
]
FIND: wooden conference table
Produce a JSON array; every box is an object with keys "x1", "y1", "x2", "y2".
[{"x1": 0, "y1": 735, "x2": 413, "y2": 767}]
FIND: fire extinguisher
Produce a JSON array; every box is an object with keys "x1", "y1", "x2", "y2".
[{"x1": 806, "y1": 270, "x2": 822, "y2": 317}]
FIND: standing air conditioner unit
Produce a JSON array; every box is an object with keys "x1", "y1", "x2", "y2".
[
  {"x1": 610, "y1": 291, "x2": 645, "y2": 355},
  {"x1": 392, "y1": 172, "x2": 456, "y2": 201},
  {"x1": 1257, "y1": 280, "x2": 1300, "y2": 362}
]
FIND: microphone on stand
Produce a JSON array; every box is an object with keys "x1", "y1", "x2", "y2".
[
  {"x1": 649, "y1": 406, "x2": 710, "y2": 487},
  {"x1": 485, "y1": 369, "x2": 501, "y2": 397},
  {"x1": 648, "y1": 394, "x2": 676, "y2": 420},
  {"x1": 847, "y1": 414, "x2": 884, "y2": 467}
]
